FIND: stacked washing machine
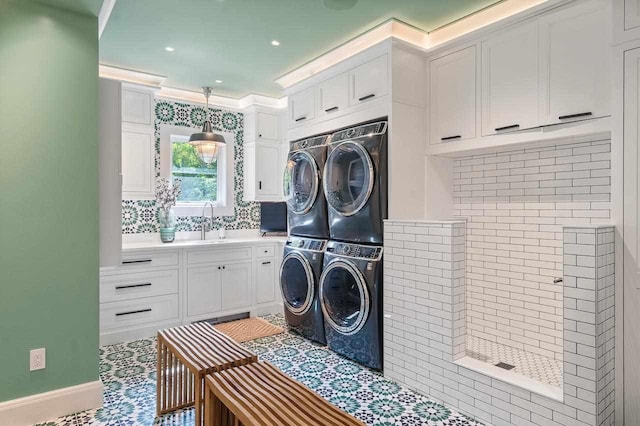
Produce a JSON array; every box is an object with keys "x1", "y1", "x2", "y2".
[{"x1": 280, "y1": 119, "x2": 388, "y2": 371}]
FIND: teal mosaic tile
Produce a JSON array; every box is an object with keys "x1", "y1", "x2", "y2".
[{"x1": 37, "y1": 315, "x2": 483, "y2": 426}]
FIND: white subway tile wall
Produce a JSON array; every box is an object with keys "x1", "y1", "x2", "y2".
[
  {"x1": 452, "y1": 140, "x2": 612, "y2": 361},
  {"x1": 383, "y1": 220, "x2": 615, "y2": 426}
]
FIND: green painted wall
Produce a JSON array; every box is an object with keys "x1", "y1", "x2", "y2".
[{"x1": 0, "y1": 1, "x2": 99, "y2": 402}]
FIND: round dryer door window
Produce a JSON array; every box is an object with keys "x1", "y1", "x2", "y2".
[
  {"x1": 319, "y1": 260, "x2": 370, "y2": 335},
  {"x1": 280, "y1": 253, "x2": 314, "y2": 315},
  {"x1": 283, "y1": 151, "x2": 319, "y2": 215},
  {"x1": 323, "y1": 142, "x2": 374, "y2": 217}
]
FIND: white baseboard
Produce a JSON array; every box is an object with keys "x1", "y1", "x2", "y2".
[{"x1": 0, "y1": 380, "x2": 103, "y2": 426}]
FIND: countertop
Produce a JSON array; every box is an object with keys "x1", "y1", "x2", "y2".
[{"x1": 122, "y1": 235, "x2": 287, "y2": 252}]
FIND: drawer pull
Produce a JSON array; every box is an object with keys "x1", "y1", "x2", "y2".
[
  {"x1": 295, "y1": 116, "x2": 307, "y2": 122},
  {"x1": 358, "y1": 94, "x2": 375, "y2": 102},
  {"x1": 262, "y1": 261, "x2": 272, "y2": 265},
  {"x1": 325, "y1": 106, "x2": 339, "y2": 113},
  {"x1": 559, "y1": 112, "x2": 592, "y2": 120},
  {"x1": 495, "y1": 124, "x2": 520, "y2": 132},
  {"x1": 122, "y1": 259, "x2": 152, "y2": 265},
  {"x1": 115, "y1": 283, "x2": 152, "y2": 290},
  {"x1": 116, "y1": 308, "x2": 152, "y2": 317},
  {"x1": 441, "y1": 135, "x2": 461, "y2": 141}
]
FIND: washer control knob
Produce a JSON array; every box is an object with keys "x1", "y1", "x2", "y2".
[
  {"x1": 296, "y1": 240, "x2": 305, "y2": 248},
  {"x1": 341, "y1": 245, "x2": 351, "y2": 255}
]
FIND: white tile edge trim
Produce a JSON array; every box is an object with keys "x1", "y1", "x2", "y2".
[
  {"x1": 383, "y1": 219, "x2": 467, "y2": 224},
  {"x1": 454, "y1": 357, "x2": 564, "y2": 403},
  {"x1": 0, "y1": 380, "x2": 103, "y2": 426}
]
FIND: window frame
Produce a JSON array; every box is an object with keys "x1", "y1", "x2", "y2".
[{"x1": 159, "y1": 124, "x2": 234, "y2": 217}]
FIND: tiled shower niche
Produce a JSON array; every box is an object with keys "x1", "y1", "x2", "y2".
[{"x1": 383, "y1": 220, "x2": 615, "y2": 426}]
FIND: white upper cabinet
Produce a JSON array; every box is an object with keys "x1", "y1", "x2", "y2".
[
  {"x1": 289, "y1": 87, "x2": 315, "y2": 125},
  {"x1": 429, "y1": 46, "x2": 477, "y2": 144},
  {"x1": 317, "y1": 72, "x2": 349, "y2": 117},
  {"x1": 121, "y1": 127, "x2": 154, "y2": 198},
  {"x1": 481, "y1": 22, "x2": 539, "y2": 136},
  {"x1": 243, "y1": 142, "x2": 283, "y2": 202},
  {"x1": 122, "y1": 86, "x2": 153, "y2": 125},
  {"x1": 538, "y1": 0, "x2": 610, "y2": 126},
  {"x1": 256, "y1": 112, "x2": 279, "y2": 141},
  {"x1": 350, "y1": 54, "x2": 388, "y2": 105},
  {"x1": 625, "y1": 0, "x2": 640, "y2": 30}
]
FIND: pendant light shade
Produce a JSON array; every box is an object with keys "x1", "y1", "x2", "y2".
[{"x1": 189, "y1": 87, "x2": 225, "y2": 164}]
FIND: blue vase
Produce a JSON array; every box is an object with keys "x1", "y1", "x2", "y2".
[{"x1": 159, "y1": 208, "x2": 176, "y2": 243}]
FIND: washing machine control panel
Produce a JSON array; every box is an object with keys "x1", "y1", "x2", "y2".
[
  {"x1": 330, "y1": 121, "x2": 388, "y2": 143},
  {"x1": 290, "y1": 135, "x2": 329, "y2": 152},
  {"x1": 286, "y1": 237, "x2": 327, "y2": 252},
  {"x1": 326, "y1": 241, "x2": 383, "y2": 260}
]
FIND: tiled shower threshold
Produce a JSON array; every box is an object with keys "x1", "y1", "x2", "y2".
[{"x1": 457, "y1": 336, "x2": 564, "y2": 402}]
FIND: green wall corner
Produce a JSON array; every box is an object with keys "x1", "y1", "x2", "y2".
[{"x1": 0, "y1": 1, "x2": 99, "y2": 402}]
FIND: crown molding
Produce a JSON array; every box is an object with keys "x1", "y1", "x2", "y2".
[
  {"x1": 98, "y1": 0, "x2": 117, "y2": 39},
  {"x1": 98, "y1": 65, "x2": 287, "y2": 110},
  {"x1": 275, "y1": 0, "x2": 551, "y2": 89}
]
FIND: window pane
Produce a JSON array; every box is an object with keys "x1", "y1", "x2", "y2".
[{"x1": 171, "y1": 141, "x2": 217, "y2": 202}]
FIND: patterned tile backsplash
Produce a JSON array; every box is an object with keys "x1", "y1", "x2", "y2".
[{"x1": 122, "y1": 99, "x2": 261, "y2": 234}]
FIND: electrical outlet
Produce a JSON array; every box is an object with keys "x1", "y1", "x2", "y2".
[{"x1": 30, "y1": 348, "x2": 46, "y2": 371}]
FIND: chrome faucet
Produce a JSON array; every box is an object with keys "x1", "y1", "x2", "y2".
[{"x1": 201, "y1": 201, "x2": 215, "y2": 240}]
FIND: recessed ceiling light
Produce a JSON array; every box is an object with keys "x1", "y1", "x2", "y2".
[
  {"x1": 215, "y1": 80, "x2": 223, "y2": 84},
  {"x1": 271, "y1": 40, "x2": 280, "y2": 46},
  {"x1": 165, "y1": 46, "x2": 175, "y2": 52}
]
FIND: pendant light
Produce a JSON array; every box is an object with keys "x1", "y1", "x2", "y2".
[{"x1": 189, "y1": 87, "x2": 225, "y2": 164}]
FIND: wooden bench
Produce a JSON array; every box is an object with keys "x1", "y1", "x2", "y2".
[
  {"x1": 157, "y1": 322, "x2": 258, "y2": 425},
  {"x1": 203, "y1": 361, "x2": 365, "y2": 426}
]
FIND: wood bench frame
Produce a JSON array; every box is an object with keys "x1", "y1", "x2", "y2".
[
  {"x1": 203, "y1": 361, "x2": 365, "y2": 426},
  {"x1": 156, "y1": 322, "x2": 257, "y2": 425}
]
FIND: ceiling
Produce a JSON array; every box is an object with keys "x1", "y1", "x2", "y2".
[
  {"x1": 33, "y1": 0, "x2": 104, "y2": 16},
  {"x1": 99, "y1": 0, "x2": 501, "y2": 99}
]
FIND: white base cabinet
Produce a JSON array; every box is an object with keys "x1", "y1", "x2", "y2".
[{"x1": 99, "y1": 240, "x2": 284, "y2": 345}]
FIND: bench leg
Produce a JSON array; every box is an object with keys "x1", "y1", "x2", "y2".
[
  {"x1": 195, "y1": 372, "x2": 203, "y2": 426},
  {"x1": 156, "y1": 336, "x2": 164, "y2": 417}
]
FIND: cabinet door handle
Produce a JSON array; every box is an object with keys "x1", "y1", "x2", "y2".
[
  {"x1": 115, "y1": 283, "x2": 152, "y2": 290},
  {"x1": 222, "y1": 266, "x2": 226, "y2": 269},
  {"x1": 495, "y1": 124, "x2": 520, "y2": 132},
  {"x1": 325, "y1": 106, "x2": 339, "y2": 113},
  {"x1": 441, "y1": 135, "x2": 461, "y2": 141},
  {"x1": 358, "y1": 94, "x2": 375, "y2": 102},
  {"x1": 218, "y1": 266, "x2": 221, "y2": 270},
  {"x1": 116, "y1": 308, "x2": 152, "y2": 317},
  {"x1": 262, "y1": 261, "x2": 271, "y2": 265},
  {"x1": 259, "y1": 181, "x2": 262, "y2": 190},
  {"x1": 295, "y1": 116, "x2": 307, "y2": 122},
  {"x1": 259, "y1": 133, "x2": 262, "y2": 137},
  {"x1": 559, "y1": 112, "x2": 592, "y2": 120},
  {"x1": 122, "y1": 259, "x2": 152, "y2": 264}
]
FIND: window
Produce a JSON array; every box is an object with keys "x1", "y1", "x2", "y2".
[
  {"x1": 160, "y1": 125, "x2": 234, "y2": 216},
  {"x1": 170, "y1": 135, "x2": 218, "y2": 202}
]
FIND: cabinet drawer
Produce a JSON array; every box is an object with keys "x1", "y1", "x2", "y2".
[
  {"x1": 100, "y1": 269, "x2": 179, "y2": 303},
  {"x1": 100, "y1": 294, "x2": 179, "y2": 331},
  {"x1": 186, "y1": 247, "x2": 252, "y2": 265},
  {"x1": 255, "y1": 245, "x2": 275, "y2": 258},
  {"x1": 121, "y1": 250, "x2": 179, "y2": 269}
]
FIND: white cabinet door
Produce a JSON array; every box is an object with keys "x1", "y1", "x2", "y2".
[
  {"x1": 122, "y1": 87, "x2": 153, "y2": 125},
  {"x1": 220, "y1": 262, "x2": 251, "y2": 311},
  {"x1": 317, "y1": 73, "x2": 349, "y2": 117},
  {"x1": 289, "y1": 87, "x2": 315, "y2": 125},
  {"x1": 256, "y1": 259, "x2": 276, "y2": 304},
  {"x1": 350, "y1": 55, "x2": 388, "y2": 106},
  {"x1": 481, "y1": 22, "x2": 539, "y2": 135},
  {"x1": 624, "y1": 47, "x2": 640, "y2": 426},
  {"x1": 256, "y1": 144, "x2": 281, "y2": 197},
  {"x1": 429, "y1": 46, "x2": 477, "y2": 144},
  {"x1": 625, "y1": 0, "x2": 640, "y2": 30},
  {"x1": 121, "y1": 127, "x2": 155, "y2": 198},
  {"x1": 186, "y1": 266, "x2": 222, "y2": 317},
  {"x1": 256, "y1": 112, "x2": 279, "y2": 141},
  {"x1": 538, "y1": 0, "x2": 610, "y2": 126}
]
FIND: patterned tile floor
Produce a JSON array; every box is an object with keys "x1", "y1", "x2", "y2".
[
  {"x1": 37, "y1": 315, "x2": 483, "y2": 426},
  {"x1": 465, "y1": 335, "x2": 563, "y2": 388}
]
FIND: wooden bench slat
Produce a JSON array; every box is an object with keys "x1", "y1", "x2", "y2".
[{"x1": 205, "y1": 362, "x2": 365, "y2": 426}]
